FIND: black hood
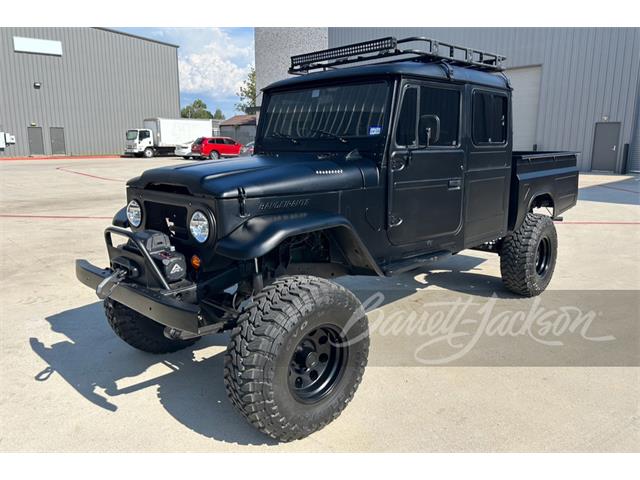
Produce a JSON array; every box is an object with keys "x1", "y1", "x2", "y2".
[{"x1": 128, "y1": 153, "x2": 379, "y2": 198}]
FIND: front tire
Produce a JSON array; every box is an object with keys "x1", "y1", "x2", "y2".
[
  {"x1": 209, "y1": 151, "x2": 220, "y2": 160},
  {"x1": 143, "y1": 148, "x2": 154, "y2": 158},
  {"x1": 224, "y1": 275, "x2": 369, "y2": 442},
  {"x1": 104, "y1": 299, "x2": 198, "y2": 353},
  {"x1": 500, "y1": 213, "x2": 558, "y2": 297}
]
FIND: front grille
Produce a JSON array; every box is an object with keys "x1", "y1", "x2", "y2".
[{"x1": 144, "y1": 201, "x2": 189, "y2": 240}]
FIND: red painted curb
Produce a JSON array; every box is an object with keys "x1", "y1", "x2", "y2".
[{"x1": 0, "y1": 155, "x2": 126, "y2": 162}]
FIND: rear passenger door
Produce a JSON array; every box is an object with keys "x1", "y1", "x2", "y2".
[
  {"x1": 463, "y1": 88, "x2": 512, "y2": 247},
  {"x1": 388, "y1": 81, "x2": 465, "y2": 249}
]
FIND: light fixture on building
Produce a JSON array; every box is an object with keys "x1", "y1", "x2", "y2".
[{"x1": 33, "y1": 82, "x2": 42, "y2": 89}]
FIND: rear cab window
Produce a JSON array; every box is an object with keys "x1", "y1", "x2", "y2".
[{"x1": 472, "y1": 91, "x2": 508, "y2": 145}]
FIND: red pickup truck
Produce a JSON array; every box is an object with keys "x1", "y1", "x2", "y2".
[{"x1": 192, "y1": 137, "x2": 243, "y2": 160}]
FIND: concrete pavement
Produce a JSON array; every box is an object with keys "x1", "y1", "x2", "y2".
[{"x1": 0, "y1": 156, "x2": 638, "y2": 451}]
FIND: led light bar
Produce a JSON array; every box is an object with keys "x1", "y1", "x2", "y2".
[{"x1": 290, "y1": 37, "x2": 397, "y2": 72}]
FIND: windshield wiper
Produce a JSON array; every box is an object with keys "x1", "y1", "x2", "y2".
[
  {"x1": 271, "y1": 131, "x2": 299, "y2": 144},
  {"x1": 307, "y1": 129, "x2": 348, "y2": 144}
]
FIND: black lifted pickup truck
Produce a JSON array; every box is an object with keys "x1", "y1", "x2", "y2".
[{"x1": 77, "y1": 37, "x2": 579, "y2": 441}]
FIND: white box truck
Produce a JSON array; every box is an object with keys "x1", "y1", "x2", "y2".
[{"x1": 125, "y1": 118, "x2": 213, "y2": 158}]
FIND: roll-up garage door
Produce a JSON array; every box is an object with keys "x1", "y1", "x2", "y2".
[{"x1": 506, "y1": 66, "x2": 542, "y2": 151}]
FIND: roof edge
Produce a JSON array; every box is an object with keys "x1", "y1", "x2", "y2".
[{"x1": 93, "y1": 28, "x2": 179, "y2": 48}]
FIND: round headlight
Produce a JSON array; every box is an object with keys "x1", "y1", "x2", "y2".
[
  {"x1": 126, "y1": 200, "x2": 142, "y2": 228},
  {"x1": 189, "y1": 211, "x2": 209, "y2": 243}
]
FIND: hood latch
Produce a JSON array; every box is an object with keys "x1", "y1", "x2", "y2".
[{"x1": 238, "y1": 187, "x2": 249, "y2": 218}]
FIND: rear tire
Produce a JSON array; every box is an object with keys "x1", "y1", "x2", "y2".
[
  {"x1": 224, "y1": 275, "x2": 369, "y2": 442},
  {"x1": 500, "y1": 213, "x2": 558, "y2": 297},
  {"x1": 143, "y1": 148, "x2": 154, "y2": 158},
  {"x1": 104, "y1": 299, "x2": 198, "y2": 353},
  {"x1": 209, "y1": 151, "x2": 220, "y2": 160}
]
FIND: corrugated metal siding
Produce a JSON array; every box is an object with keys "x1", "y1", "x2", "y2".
[
  {"x1": 329, "y1": 28, "x2": 640, "y2": 172},
  {"x1": 630, "y1": 75, "x2": 640, "y2": 172},
  {"x1": 0, "y1": 27, "x2": 180, "y2": 157}
]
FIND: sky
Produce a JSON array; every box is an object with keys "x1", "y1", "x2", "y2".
[{"x1": 116, "y1": 28, "x2": 254, "y2": 119}]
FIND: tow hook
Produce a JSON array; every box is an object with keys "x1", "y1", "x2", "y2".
[{"x1": 96, "y1": 269, "x2": 127, "y2": 299}]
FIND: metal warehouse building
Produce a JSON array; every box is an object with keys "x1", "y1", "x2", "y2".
[
  {"x1": 255, "y1": 27, "x2": 640, "y2": 173},
  {"x1": 0, "y1": 28, "x2": 180, "y2": 158}
]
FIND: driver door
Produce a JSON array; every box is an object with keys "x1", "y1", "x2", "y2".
[{"x1": 388, "y1": 81, "x2": 465, "y2": 248}]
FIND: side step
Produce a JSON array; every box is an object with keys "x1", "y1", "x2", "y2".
[{"x1": 382, "y1": 250, "x2": 451, "y2": 276}]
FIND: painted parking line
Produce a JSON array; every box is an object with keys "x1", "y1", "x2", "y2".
[
  {"x1": 0, "y1": 214, "x2": 112, "y2": 220},
  {"x1": 555, "y1": 221, "x2": 640, "y2": 225},
  {"x1": 55, "y1": 166, "x2": 124, "y2": 182}
]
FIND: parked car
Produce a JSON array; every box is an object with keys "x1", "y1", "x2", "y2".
[
  {"x1": 192, "y1": 136, "x2": 243, "y2": 160},
  {"x1": 174, "y1": 140, "x2": 197, "y2": 159},
  {"x1": 240, "y1": 141, "x2": 255, "y2": 156}
]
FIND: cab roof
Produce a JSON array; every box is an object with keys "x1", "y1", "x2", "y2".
[{"x1": 264, "y1": 61, "x2": 510, "y2": 92}]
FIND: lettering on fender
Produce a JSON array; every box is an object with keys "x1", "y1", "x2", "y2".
[{"x1": 257, "y1": 198, "x2": 310, "y2": 211}]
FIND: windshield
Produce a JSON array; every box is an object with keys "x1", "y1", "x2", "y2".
[
  {"x1": 261, "y1": 81, "x2": 389, "y2": 142},
  {"x1": 126, "y1": 130, "x2": 138, "y2": 141}
]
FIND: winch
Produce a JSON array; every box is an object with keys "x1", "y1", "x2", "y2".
[{"x1": 137, "y1": 230, "x2": 187, "y2": 283}]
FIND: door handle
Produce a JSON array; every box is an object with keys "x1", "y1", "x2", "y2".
[
  {"x1": 612, "y1": 145, "x2": 616, "y2": 151},
  {"x1": 448, "y1": 178, "x2": 462, "y2": 190}
]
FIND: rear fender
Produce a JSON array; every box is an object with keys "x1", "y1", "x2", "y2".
[{"x1": 214, "y1": 212, "x2": 383, "y2": 276}]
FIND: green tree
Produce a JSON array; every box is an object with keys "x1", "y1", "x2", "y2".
[
  {"x1": 213, "y1": 108, "x2": 226, "y2": 120},
  {"x1": 235, "y1": 66, "x2": 257, "y2": 114},
  {"x1": 181, "y1": 99, "x2": 213, "y2": 119}
]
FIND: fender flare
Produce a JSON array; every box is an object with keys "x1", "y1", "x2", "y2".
[{"x1": 215, "y1": 212, "x2": 383, "y2": 276}]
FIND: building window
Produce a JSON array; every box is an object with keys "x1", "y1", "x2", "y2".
[
  {"x1": 13, "y1": 36, "x2": 63, "y2": 56},
  {"x1": 472, "y1": 91, "x2": 508, "y2": 145}
]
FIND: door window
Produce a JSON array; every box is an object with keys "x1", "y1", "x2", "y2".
[
  {"x1": 396, "y1": 87, "x2": 417, "y2": 146},
  {"x1": 472, "y1": 91, "x2": 508, "y2": 145},
  {"x1": 139, "y1": 130, "x2": 150, "y2": 140},
  {"x1": 395, "y1": 84, "x2": 460, "y2": 147}
]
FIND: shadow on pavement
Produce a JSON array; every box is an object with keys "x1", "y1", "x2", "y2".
[
  {"x1": 578, "y1": 176, "x2": 639, "y2": 206},
  {"x1": 30, "y1": 302, "x2": 277, "y2": 446},
  {"x1": 29, "y1": 253, "x2": 512, "y2": 445},
  {"x1": 341, "y1": 253, "x2": 519, "y2": 305}
]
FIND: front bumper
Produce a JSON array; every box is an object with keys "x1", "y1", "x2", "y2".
[
  {"x1": 75, "y1": 226, "x2": 225, "y2": 335},
  {"x1": 76, "y1": 259, "x2": 202, "y2": 333}
]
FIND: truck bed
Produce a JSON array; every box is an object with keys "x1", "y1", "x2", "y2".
[{"x1": 508, "y1": 151, "x2": 579, "y2": 230}]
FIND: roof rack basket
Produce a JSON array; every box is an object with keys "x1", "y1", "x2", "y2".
[{"x1": 289, "y1": 36, "x2": 506, "y2": 74}]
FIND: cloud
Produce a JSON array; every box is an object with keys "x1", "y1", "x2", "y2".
[
  {"x1": 177, "y1": 28, "x2": 254, "y2": 97},
  {"x1": 113, "y1": 27, "x2": 254, "y2": 115}
]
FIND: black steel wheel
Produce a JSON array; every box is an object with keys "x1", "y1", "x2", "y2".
[
  {"x1": 500, "y1": 213, "x2": 558, "y2": 297},
  {"x1": 224, "y1": 275, "x2": 369, "y2": 442},
  {"x1": 288, "y1": 325, "x2": 348, "y2": 403}
]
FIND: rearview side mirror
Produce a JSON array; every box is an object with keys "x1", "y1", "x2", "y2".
[{"x1": 419, "y1": 114, "x2": 440, "y2": 147}]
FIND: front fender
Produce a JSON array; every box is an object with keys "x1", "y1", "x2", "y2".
[{"x1": 214, "y1": 212, "x2": 383, "y2": 275}]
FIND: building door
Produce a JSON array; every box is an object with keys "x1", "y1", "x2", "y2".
[
  {"x1": 50, "y1": 127, "x2": 66, "y2": 155},
  {"x1": 506, "y1": 66, "x2": 542, "y2": 151},
  {"x1": 591, "y1": 122, "x2": 621, "y2": 172},
  {"x1": 27, "y1": 127, "x2": 45, "y2": 155}
]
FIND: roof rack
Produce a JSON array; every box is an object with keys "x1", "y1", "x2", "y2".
[{"x1": 289, "y1": 36, "x2": 506, "y2": 74}]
